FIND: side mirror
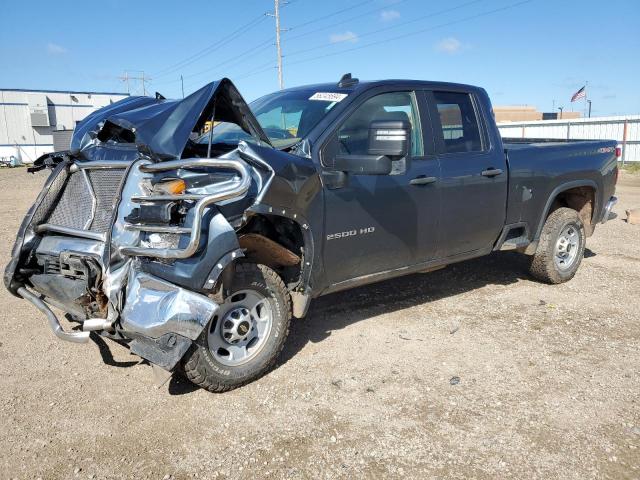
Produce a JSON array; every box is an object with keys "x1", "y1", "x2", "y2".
[
  {"x1": 334, "y1": 153, "x2": 392, "y2": 175},
  {"x1": 367, "y1": 119, "x2": 411, "y2": 157}
]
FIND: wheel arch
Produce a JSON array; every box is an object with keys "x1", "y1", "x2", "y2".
[
  {"x1": 210, "y1": 206, "x2": 315, "y2": 318},
  {"x1": 534, "y1": 180, "x2": 598, "y2": 239}
]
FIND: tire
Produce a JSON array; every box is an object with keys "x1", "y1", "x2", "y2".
[
  {"x1": 529, "y1": 207, "x2": 586, "y2": 284},
  {"x1": 182, "y1": 263, "x2": 291, "y2": 392}
]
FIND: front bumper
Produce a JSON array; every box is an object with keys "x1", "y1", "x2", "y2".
[
  {"x1": 601, "y1": 196, "x2": 618, "y2": 223},
  {"x1": 6, "y1": 149, "x2": 255, "y2": 372},
  {"x1": 16, "y1": 267, "x2": 219, "y2": 369}
]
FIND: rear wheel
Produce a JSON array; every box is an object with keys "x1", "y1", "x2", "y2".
[
  {"x1": 182, "y1": 263, "x2": 291, "y2": 392},
  {"x1": 529, "y1": 207, "x2": 586, "y2": 284}
]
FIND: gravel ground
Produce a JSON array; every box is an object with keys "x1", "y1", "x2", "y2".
[{"x1": 0, "y1": 167, "x2": 639, "y2": 480}]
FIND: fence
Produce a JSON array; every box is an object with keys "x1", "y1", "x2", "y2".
[{"x1": 497, "y1": 115, "x2": 640, "y2": 163}]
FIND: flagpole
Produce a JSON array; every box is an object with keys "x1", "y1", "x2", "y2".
[{"x1": 584, "y1": 80, "x2": 589, "y2": 117}]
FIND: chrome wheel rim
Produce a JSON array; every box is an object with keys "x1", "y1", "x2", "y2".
[
  {"x1": 554, "y1": 223, "x2": 581, "y2": 271},
  {"x1": 208, "y1": 289, "x2": 273, "y2": 367}
]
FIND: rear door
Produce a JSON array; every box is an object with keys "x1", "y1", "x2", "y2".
[{"x1": 427, "y1": 90, "x2": 507, "y2": 258}]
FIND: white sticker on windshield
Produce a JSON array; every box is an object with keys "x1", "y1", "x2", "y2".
[{"x1": 309, "y1": 92, "x2": 348, "y2": 102}]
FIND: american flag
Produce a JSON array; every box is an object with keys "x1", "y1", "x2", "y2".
[{"x1": 571, "y1": 86, "x2": 586, "y2": 102}]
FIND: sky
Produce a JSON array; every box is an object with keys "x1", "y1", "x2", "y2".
[{"x1": 1, "y1": 0, "x2": 639, "y2": 116}]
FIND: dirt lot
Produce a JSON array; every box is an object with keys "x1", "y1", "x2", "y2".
[{"x1": 0, "y1": 168, "x2": 639, "y2": 479}]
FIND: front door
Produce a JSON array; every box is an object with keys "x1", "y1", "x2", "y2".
[{"x1": 319, "y1": 90, "x2": 440, "y2": 286}]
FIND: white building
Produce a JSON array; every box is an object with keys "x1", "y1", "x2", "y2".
[{"x1": 0, "y1": 88, "x2": 128, "y2": 164}]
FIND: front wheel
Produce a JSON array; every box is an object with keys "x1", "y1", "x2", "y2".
[
  {"x1": 182, "y1": 263, "x2": 291, "y2": 392},
  {"x1": 529, "y1": 207, "x2": 586, "y2": 284}
]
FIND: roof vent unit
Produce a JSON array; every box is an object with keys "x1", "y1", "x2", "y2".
[
  {"x1": 337, "y1": 73, "x2": 359, "y2": 88},
  {"x1": 28, "y1": 94, "x2": 51, "y2": 127}
]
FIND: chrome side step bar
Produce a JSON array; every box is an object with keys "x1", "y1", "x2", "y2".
[
  {"x1": 17, "y1": 287, "x2": 90, "y2": 343},
  {"x1": 120, "y1": 158, "x2": 252, "y2": 259}
]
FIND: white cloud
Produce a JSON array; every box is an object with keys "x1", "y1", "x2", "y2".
[
  {"x1": 380, "y1": 9, "x2": 401, "y2": 22},
  {"x1": 47, "y1": 43, "x2": 68, "y2": 55},
  {"x1": 329, "y1": 31, "x2": 359, "y2": 44},
  {"x1": 435, "y1": 37, "x2": 463, "y2": 54}
]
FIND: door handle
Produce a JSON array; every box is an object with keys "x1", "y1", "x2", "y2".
[
  {"x1": 410, "y1": 176, "x2": 437, "y2": 186},
  {"x1": 481, "y1": 168, "x2": 503, "y2": 177}
]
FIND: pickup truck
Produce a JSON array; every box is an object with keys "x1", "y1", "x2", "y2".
[{"x1": 5, "y1": 75, "x2": 618, "y2": 392}]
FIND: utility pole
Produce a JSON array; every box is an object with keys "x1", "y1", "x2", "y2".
[
  {"x1": 119, "y1": 71, "x2": 151, "y2": 96},
  {"x1": 181, "y1": 75, "x2": 185, "y2": 98},
  {"x1": 268, "y1": 0, "x2": 285, "y2": 89},
  {"x1": 120, "y1": 72, "x2": 130, "y2": 94}
]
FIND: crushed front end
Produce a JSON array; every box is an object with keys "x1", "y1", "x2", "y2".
[{"x1": 4, "y1": 79, "x2": 283, "y2": 373}]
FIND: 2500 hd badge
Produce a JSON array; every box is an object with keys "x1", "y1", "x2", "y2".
[{"x1": 326, "y1": 226, "x2": 376, "y2": 241}]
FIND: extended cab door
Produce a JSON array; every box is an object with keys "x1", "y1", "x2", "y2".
[
  {"x1": 319, "y1": 89, "x2": 441, "y2": 286},
  {"x1": 426, "y1": 90, "x2": 507, "y2": 257}
]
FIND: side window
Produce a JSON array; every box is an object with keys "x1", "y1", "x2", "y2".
[
  {"x1": 433, "y1": 91, "x2": 483, "y2": 153},
  {"x1": 335, "y1": 91, "x2": 423, "y2": 157}
]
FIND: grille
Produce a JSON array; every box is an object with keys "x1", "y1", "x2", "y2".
[
  {"x1": 87, "y1": 170, "x2": 126, "y2": 232},
  {"x1": 45, "y1": 168, "x2": 126, "y2": 234}
]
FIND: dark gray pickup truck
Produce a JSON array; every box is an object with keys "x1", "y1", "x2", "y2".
[{"x1": 5, "y1": 75, "x2": 618, "y2": 392}]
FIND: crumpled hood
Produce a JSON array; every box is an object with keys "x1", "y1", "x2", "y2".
[{"x1": 71, "y1": 78, "x2": 271, "y2": 160}]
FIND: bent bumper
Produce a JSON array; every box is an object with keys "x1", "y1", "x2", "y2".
[
  {"x1": 601, "y1": 196, "x2": 618, "y2": 223},
  {"x1": 17, "y1": 287, "x2": 90, "y2": 343},
  {"x1": 17, "y1": 268, "x2": 219, "y2": 370}
]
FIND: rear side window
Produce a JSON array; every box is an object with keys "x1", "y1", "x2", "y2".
[{"x1": 433, "y1": 91, "x2": 483, "y2": 154}]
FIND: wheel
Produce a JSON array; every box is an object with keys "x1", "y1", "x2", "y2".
[
  {"x1": 182, "y1": 263, "x2": 291, "y2": 392},
  {"x1": 529, "y1": 207, "x2": 586, "y2": 284}
]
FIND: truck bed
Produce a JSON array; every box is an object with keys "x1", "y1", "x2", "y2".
[{"x1": 501, "y1": 138, "x2": 618, "y2": 238}]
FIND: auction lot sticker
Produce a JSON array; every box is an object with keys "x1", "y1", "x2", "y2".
[{"x1": 309, "y1": 92, "x2": 348, "y2": 102}]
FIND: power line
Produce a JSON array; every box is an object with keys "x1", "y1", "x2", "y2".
[
  {"x1": 287, "y1": 0, "x2": 535, "y2": 67},
  {"x1": 288, "y1": 0, "x2": 372, "y2": 31},
  {"x1": 173, "y1": 38, "x2": 275, "y2": 90},
  {"x1": 153, "y1": 12, "x2": 269, "y2": 79},
  {"x1": 284, "y1": 0, "x2": 485, "y2": 60},
  {"x1": 231, "y1": 0, "x2": 535, "y2": 83},
  {"x1": 153, "y1": 0, "x2": 376, "y2": 88},
  {"x1": 286, "y1": 0, "x2": 409, "y2": 42}
]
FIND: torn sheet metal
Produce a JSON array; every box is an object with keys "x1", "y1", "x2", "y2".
[
  {"x1": 121, "y1": 270, "x2": 219, "y2": 341},
  {"x1": 72, "y1": 79, "x2": 272, "y2": 160}
]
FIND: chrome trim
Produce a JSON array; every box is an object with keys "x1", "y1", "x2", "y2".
[
  {"x1": 17, "y1": 287, "x2": 90, "y2": 343},
  {"x1": 131, "y1": 194, "x2": 205, "y2": 202},
  {"x1": 82, "y1": 319, "x2": 114, "y2": 331},
  {"x1": 121, "y1": 157, "x2": 251, "y2": 259},
  {"x1": 70, "y1": 160, "x2": 131, "y2": 172},
  {"x1": 80, "y1": 169, "x2": 97, "y2": 230},
  {"x1": 35, "y1": 224, "x2": 106, "y2": 242},
  {"x1": 238, "y1": 141, "x2": 274, "y2": 205},
  {"x1": 120, "y1": 271, "x2": 219, "y2": 340},
  {"x1": 601, "y1": 196, "x2": 618, "y2": 224},
  {"x1": 125, "y1": 224, "x2": 192, "y2": 234}
]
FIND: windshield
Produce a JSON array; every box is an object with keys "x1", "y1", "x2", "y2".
[{"x1": 197, "y1": 89, "x2": 346, "y2": 149}]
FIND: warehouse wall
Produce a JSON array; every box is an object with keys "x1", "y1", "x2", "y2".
[{"x1": 0, "y1": 89, "x2": 128, "y2": 164}]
